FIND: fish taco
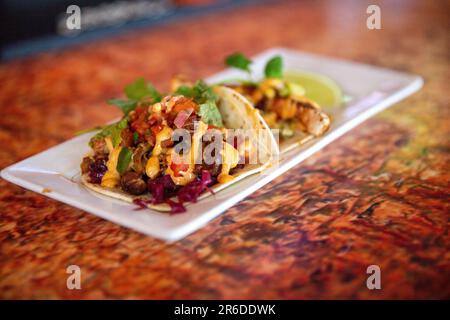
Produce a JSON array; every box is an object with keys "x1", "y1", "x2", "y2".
[{"x1": 223, "y1": 53, "x2": 331, "y2": 152}]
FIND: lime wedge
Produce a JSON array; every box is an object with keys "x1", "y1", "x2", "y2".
[{"x1": 284, "y1": 71, "x2": 343, "y2": 109}]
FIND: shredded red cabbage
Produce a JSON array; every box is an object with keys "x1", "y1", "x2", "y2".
[
  {"x1": 147, "y1": 175, "x2": 178, "y2": 204},
  {"x1": 146, "y1": 170, "x2": 214, "y2": 214},
  {"x1": 88, "y1": 159, "x2": 107, "y2": 184},
  {"x1": 166, "y1": 199, "x2": 185, "y2": 214},
  {"x1": 132, "y1": 198, "x2": 148, "y2": 210},
  {"x1": 177, "y1": 170, "x2": 212, "y2": 203}
]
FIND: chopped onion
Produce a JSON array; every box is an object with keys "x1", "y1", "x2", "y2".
[{"x1": 174, "y1": 108, "x2": 193, "y2": 128}]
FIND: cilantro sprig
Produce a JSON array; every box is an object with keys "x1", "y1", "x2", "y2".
[
  {"x1": 116, "y1": 147, "x2": 133, "y2": 174},
  {"x1": 225, "y1": 52, "x2": 252, "y2": 74},
  {"x1": 124, "y1": 78, "x2": 162, "y2": 102},
  {"x1": 199, "y1": 101, "x2": 223, "y2": 127},
  {"x1": 108, "y1": 78, "x2": 162, "y2": 116},
  {"x1": 175, "y1": 80, "x2": 217, "y2": 104},
  {"x1": 264, "y1": 56, "x2": 283, "y2": 78},
  {"x1": 224, "y1": 52, "x2": 284, "y2": 79},
  {"x1": 107, "y1": 99, "x2": 137, "y2": 116},
  {"x1": 81, "y1": 78, "x2": 163, "y2": 145},
  {"x1": 175, "y1": 80, "x2": 223, "y2": 127},
  {"x1": 89, "y1": 117, "x2": 128, "y2": 148},
  {"x1": 82, "y1": 78, "x2": 225, "y2": 146}
]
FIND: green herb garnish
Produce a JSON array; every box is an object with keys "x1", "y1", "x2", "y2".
[
  {"x1": 175, "y1": 80, "x2": 223, "y2": 126},
  {"x1": 83, "y1": 78, "x2": 164, "y2": 144},
  {"x1": 224, "y1": 53, "x2": 285, "y2": 80},
  {"x1": 108, "y1": 99, "x2": 137, "y2": 116},
  {"x1": 175, "y1": 80, "x2": 218, "y2": 104},
  {"x1": 174, "y1": 85, "x2": 193, "y2": 97},
  {"x1": 192, "y1": 80, "x2": 217, "y2": 103},
  {"x1": 125, "y1": 78, "x2": 162, "y2": 102},
  {"x1": 89, "y1": 117, "x2": 128, "y2": 148},
  {"x1": 225, "y1": 52, "x2": 252, "y2": 73},
  {"x1": 264, "y1": 55, "x2": 283, "y2": 78},
  {"x1": 111, "y1": 118, "x2": 127, "y2": 148},
  {"x1": 106, "y1": 78, "x2": 163, "y2": 117},
  {"x1": 125, "y1": 78, "x2": 147, "y2": 100},
  {"x1": 116, "y1": 147, "x2": 133, "y2": 174},
  {"x1": 199, "y1": 100, "x2": 223, "y2": 127},
  {"x1": 75, "y1": 125, "x2": 104, "y2": 136},
  {"x1": 132, "y1": 132, "x2": 139, "y2": 144}
]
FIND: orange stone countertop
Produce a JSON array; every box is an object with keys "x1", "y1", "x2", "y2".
[{"x1": 0, "y1": 0, "x2": 449, "y2": 299}]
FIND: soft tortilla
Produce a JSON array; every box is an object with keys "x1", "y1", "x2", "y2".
[{"x1": 82, "y1": 163, "x2": 268, "y2": 212}]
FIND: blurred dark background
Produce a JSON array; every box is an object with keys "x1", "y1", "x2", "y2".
[{"x1": 0, "y1": 0, "x2": 259, "y2": 60}]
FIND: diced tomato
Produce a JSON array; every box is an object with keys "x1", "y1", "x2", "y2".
[
  {"x1": 144, "y1": 130, "x2": 155, "y2": 146},
  {"x1": 131, "y1": 122, "x2": 148, "y2": 136},
  {"x1": 170, "y1": 161, "x2": 190, "y2": 177},
  {"x1": 151, "y1": 124, "x2": 163, "y2": 136},
  {"x1": 120, "y1": 128, "x2": 134, "y2": 147},
  {"x1": 148, "y1": 114, "x2": 159, "y2": 126},
  {"x1": 172, "y1": 97, "x2": 198, "y2": 112},
  {"x1": 130, "y1": 106, "x2": 150, "y2": 135},
  {"x1": 132, "y1": 106, "x2": 146, "y2": 116},
  {"x1": 161, "y1": 139, "x2": 174, "y2": 148}
]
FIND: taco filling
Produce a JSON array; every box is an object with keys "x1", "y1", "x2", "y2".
[
  {"x1": 80, "y1": 79, "x2": 277, "y2": 213},
  {"x1": 227, "y1": 79, "x2": 331, "y2": 139}
]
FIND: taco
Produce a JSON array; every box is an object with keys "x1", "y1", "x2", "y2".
[
  {"x1": 223, "y1": 53, "x2": 331, "y2": 152},
  {"x1": 80, "y1": 79, "x2": 278, "y2": 213}
]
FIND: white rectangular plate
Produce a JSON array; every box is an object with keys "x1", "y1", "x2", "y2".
[{"x1": 0, "y1": 48, "x2": 423, "y2": 242}]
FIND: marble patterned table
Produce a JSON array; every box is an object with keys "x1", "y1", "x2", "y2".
[{"x1": 0, "y1": 0, "x2": 448, "y2": 299}]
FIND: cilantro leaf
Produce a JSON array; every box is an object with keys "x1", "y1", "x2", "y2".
[
  {"x1": 110, "y1": 79, "x2": 162, "y2": 116},
  {"x1": 75, "y1": 125, "x2": 105, "y2": 136},
  {"x1": 199, "y1": 101, "x2": 223, "y2": 127},
  {"x1": 192, "y1": 80, "x2": 217, "y2": 104},
  {"x1": 125, "y1": 78, "x2": 148, "y2": 100},
  {"x1": 111, "y1": 117, "x2": 129, "y2": 147},
  {"x1": 133, "y1": 132, "x2": 139, "y2": 144},
  {"x1": 108, "y1": 99, "x2": 137, "y2": 116},
  {"x1": 116, "y1": 147, "x2": 133, "y2": 174},
  {"x1": 225, "y1": 52, "x2": 252, "y2": 73},
  {"x1": 90, "y1": 117, "x2": 128, "y2": 148},
  {"x1": 124, "y1": 78, "x2": 162, "y2": 102},
  {"x1": 174, "y1": 85, "x2": 194, "y2": 98},
  {"x1": 264, "y1": 55, "x2": 283, "y2": 78},
  {"x1": 173, "y1": 81, "x2": 222, "y2": 126},
  {"x1": 146, "y1": 83, "x2": 162, "y2": 102},
  {"x1": 175, "y1": 80, "x2": 217, "y2": 105}
]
